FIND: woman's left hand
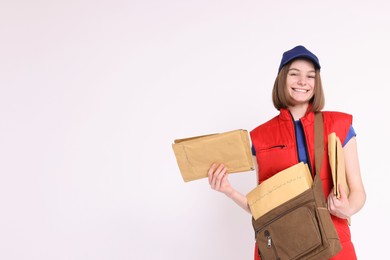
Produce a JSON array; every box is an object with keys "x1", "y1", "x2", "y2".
[{"x1": 327, "y1": 183, "x2": 351, "y2": 219}]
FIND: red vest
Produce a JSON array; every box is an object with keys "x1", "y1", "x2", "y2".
[{"x1": 250, "y1": 108, "x2": 357, "y2": 260}]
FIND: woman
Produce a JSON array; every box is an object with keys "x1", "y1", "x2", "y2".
[{"x1": 208, "y1": 45, "x2": 366, "y2": 259}]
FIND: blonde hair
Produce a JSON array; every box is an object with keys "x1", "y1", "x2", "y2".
[{"x1": 272, "y1": 60, "x2": 325, "y2": 112}]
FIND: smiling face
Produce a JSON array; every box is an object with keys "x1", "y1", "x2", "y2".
[
  {"x1": 272, "y1": 58, "x2": 324, "y2": 113},
  {"x1": 285, "y1": 59, "x2": 316, "y2": 107}
]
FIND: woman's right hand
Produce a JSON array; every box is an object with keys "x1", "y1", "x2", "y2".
[
  {"x1": 207, "y1": 163, "x2": 251, "y2": 214},
  {"x1": 207, "y1": 163, "x2": 234, "y2": 197}
]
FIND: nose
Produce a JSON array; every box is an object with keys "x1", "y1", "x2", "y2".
[{"x1": 297, "y1": 77, "x2": 307, "y2": 86}]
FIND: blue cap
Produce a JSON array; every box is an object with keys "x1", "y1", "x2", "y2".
[{"x1": 278, "y1": 45, "x2": 321, "y2": 73}]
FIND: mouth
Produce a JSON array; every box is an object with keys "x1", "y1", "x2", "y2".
[{"x1": 292, "y1": 88, "x2": 309, "y2": 93}]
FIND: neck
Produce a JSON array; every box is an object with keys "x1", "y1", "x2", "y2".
[{"x1": 288, "y1": 103, "x2": 309, "y2": 120}]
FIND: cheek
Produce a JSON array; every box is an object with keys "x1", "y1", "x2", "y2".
[
  {"x1": 286, "y1": 78, "x2": 294, "y2": 86},
  {"x1": 311, "y1": 83, "x2": 316, "y2": 92},
  {"x1": 308, "y1": 88, "x2": 315, "y2": 99}
]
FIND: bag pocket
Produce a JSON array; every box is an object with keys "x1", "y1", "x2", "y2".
[
  {"x1": 256, "y1": 206, "x2": 321, "y2": 260},
  {"x1": 253, "y1": 191, "x2": 322, "y2": 260}
]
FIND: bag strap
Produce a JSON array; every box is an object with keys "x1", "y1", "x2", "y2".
[
  {"x1": 314, "y1": 112, "x2": 324, "y2": 176},
  {"x1": 313, "y1": 112, "x2": 328, "y2": 208}
]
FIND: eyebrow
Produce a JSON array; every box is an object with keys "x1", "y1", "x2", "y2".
[{"x1": 288, "y1": 68, "x2": 316, "y2": 73}]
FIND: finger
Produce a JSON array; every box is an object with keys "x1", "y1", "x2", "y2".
[
  {"x1": 210, "y1": 164, "x2": 224, "y2": 189},
  {"x1": 327, "y1": 194, "x2": 335, "y2": 211},
  {"x1": 214, "y1": 165, "x2": 226, "y2": 185},
  {"x1": 338, "y1": 183, "x2": 347, "y2": 200},
  {"x1": 216, "y1": 163, "x2": 225, "y2": 174},
  {"x1": 215, "y1": 166, "x2": 228, "y2": 189},
  {"x1": 221, "y1": 172, "x2": 228, "y2": 182},
  {"x1": 213, "y1": 164, "x2": 224, "y2": 183},
  {"x1": 208, "y1": 163, "x2": 216, "y2": 184}
]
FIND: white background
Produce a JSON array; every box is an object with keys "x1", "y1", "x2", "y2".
[{"x1": 0, "y1": 0, "x2": 389, "y2": 259}]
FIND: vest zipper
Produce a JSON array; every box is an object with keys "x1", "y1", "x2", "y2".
[
  {"x1": 288, "y1": 111, "x2": 301, "y2": 164},
  {"x1": 257, "y1": 145, "x2": 287, "y2": 151},
  {"x1": 289, "y1": 111, "x2": 314, "y2": 176},
  {"x1": 301, "y1": 121, "x2": 314, "y2": 176},
  {"x1": 269, "y1": 145, "x2": 287, "y2": 149}
]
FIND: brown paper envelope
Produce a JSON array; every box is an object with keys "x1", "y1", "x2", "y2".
[
  {"x1": 328, "y1": 132, "x2": 351, "y2": 225},
  {"x1": 246, "y1": 162, "x2": 313, "y2": 220},
  {"x1": 328, "y1": 133, "x2": 349, "y2": 199},
  {"x1": 172, "y1": 129, "x2": 254, "y2": 182}
]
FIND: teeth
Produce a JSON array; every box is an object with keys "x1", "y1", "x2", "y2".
[{"x1": 294, "y1": 88, "x2": 307, "y2": 93}]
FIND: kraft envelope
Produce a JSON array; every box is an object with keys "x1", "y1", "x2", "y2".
[
  {"x1": 328, "y1": 132, "x2": 349, "y2": 199},
  {"x1": 328, "y1": 132, "x2": 351, "y2": 225},
  {"x1": 172, "y1": 129, "x2": 254, "y2": 182},
  {"x1": 246, "y1": 162, "x2": 313, "y2": 220}
]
